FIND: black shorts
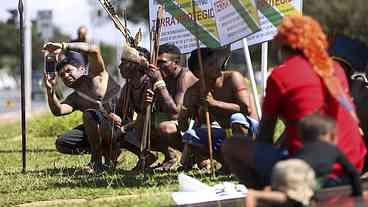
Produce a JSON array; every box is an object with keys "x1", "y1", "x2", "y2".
[{"x1": 55, "y1": 125, "x2": 90, "y2": 154}]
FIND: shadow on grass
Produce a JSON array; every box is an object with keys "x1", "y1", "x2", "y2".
[
  {"x1": 35, "y1": 167, "x2": 233, "y2": 189},
  {"x1": 0, "y1": 149, "x2": 56, "y2": 154},
  {"x1": 48, "y1": 168, "x2": 180, "y2": 189},
  {"x1": 3, "y1": 165, "x2": 234, "y2": 190}
]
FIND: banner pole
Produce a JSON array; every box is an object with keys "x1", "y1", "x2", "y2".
[
  {"x1": 242, "y1": 38, "x2": 262, "y2": 119},
  {"x1": 261, "y1": 42, "x2": 268, "y2": 96}
]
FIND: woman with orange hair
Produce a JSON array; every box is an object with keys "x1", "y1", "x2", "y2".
[{"x1": 222, "y1": 15, "x2": 366, "y2": 188}]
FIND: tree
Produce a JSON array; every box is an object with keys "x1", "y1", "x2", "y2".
[
  {"x1": 304, "y1": 0, "x2": 368, "y2": 45},
  {"x1": 0, "y1": 18, "x2": 71, "y2": 77},
  {"x1": 0, "y1": 21, "x2": 20, "y2": 75}
]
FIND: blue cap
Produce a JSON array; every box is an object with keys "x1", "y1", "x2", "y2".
[{"x1": 56, "y1": 51, "x2": 87, "y2": 72}]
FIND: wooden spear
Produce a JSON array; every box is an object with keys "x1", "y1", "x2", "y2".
[
  {"x1": 191, "y1": 0, "x2": 215, "y2": 178},
  {"x1": 139, "y1": 6, "x2": 164, "y2": 171},
  {"x1": 18, "y1": 0, "x2": 27, "y2": 173}
]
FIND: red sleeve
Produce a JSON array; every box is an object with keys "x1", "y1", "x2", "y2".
[{"x1": 262, "y1": 73, "x2": 283, "y2": 117}]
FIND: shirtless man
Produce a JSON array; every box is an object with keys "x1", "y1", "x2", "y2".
[
  {"x1": 118, "y1": 45, "x2": 159, "y2": 169},
  {"x1": 147, "y1": 43, "x2": 198, "y2": 170},
  {"x1": 181, "y1": 47, "x2": 258, "y2": 168},
  {"x1": 43, "y1": 42, "x2": 122, "y2": 172}
]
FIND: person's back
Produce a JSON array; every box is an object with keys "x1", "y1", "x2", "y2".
[
  {"x1": 245, "y1": 159, "x2": 316, "y2": 207},
  {"x1": 265, "y1": 55, "x2": 366, "y2": 172},
  {"x1": 294, "y1": 114, "x2": 362, "y2": 195}
]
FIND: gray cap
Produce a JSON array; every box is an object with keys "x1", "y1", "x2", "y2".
[{"x1": 271, "y1": 159, "x2": 317, "y2": 206}]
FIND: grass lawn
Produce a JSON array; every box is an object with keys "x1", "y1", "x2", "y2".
[{"x1": 0, "y1": 112, "x2": 237, "y2": 207}]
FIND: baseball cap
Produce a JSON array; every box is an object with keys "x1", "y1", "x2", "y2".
[{"x1": 271, "y1": 159, "x2": 317, "y2": 206}]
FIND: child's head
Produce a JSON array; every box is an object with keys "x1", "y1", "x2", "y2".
[
  {"x1": 298, "y1": 114, "x2": 337, "y2": 144},
  {"x1": 271, "y1": 159, "x2": 316, "y2": 206}
]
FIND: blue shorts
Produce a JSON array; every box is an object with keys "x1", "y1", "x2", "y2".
[
  {"x1": 182, "y1": 113, "x2": 259, "y2": 152},
  {"x1": 182, "y1": 127, "x2": 226, "y2": 152},
  {"x1": 230, "y1": 113, "x2": 259, "y2": 134},
  {"x1": 254, "y1": 143, "x2": 289, "y2": 186}
]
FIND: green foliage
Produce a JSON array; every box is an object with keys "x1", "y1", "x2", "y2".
[
  {"x1": 0, "y1": 21, "x2": 71, "y2": 77},
  {"x1": 304, "y1": 1, "x2": 368, "y2": 45},
  {"x1": 0, "y1": 22, "x2": 19, "y2": 72},
  {"x1": 27, "y1": 112, "x2": 83, "y2": 138}
]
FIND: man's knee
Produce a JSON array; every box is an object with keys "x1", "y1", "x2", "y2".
[
  {"x1": 55, "y1": 136, "x2": 72, "y2": 154},
  {"x1": 159, "y1": 121, "x2": 177, "y2": 135}
]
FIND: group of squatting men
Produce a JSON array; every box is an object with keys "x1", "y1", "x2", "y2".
[{"x1": 43, "y1": 41, "x2": 259, "y2": 173}]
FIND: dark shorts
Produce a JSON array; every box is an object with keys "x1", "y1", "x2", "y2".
[
  {"x1": 55, "y1": 125, "x2": 90, "y2": 154},
  {"x1": 182, "y1": 127, "x2": 226, "y2": 152},
  {"x1": 254, "y1": 142, "x2": 289, "y2": 186}
]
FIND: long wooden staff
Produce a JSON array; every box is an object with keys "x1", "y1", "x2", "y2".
[
  {"x1": 139, "y1": 6, "x2": 165, "y2": 171},
  {"x1": 191, "y1": 0, "x2": 215, "y2": 177},
  {"x1": 98, "y1": 0, "x2": 138, "y2": 47}
]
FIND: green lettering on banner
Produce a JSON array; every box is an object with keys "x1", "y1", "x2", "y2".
[
  {"x1": 230, "y1": 0, "x2": 259, "y2": 32},
  {"x1": 257, "y1": 0, "x2": 300, "y2": 27},
  {"x1": 275, "y1": 2, "x2": 299, "y2": 16},
  {"x1": 158, "y1": 0, "x2": 221, "y2": 48}
]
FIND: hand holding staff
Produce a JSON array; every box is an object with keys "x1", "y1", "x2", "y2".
[{"x1": 139, "y1": 6, "x2": 165, "y2": 171}]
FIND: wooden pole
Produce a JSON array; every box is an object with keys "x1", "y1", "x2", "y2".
[
  {"x1": 140, "y1": 6, "x2": 164, "y2": 171},
  {"x1": 191, "y1": 0, "x2": 215, "y2": 177}
]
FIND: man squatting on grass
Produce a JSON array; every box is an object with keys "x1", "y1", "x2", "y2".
[
  {"x1": 117, "y1": 44, "x2": 198, "y2": 170},
  {"x1": 145, "y1": 43, "x2": 198, "y2": 170},
  {"x1": 180, "y1": 47, "x2": 259, "y2": 169},
  {"x1": 116, "y1": 44, "x2": 160, "y2": 170},
  {"x1": 43, "y1": 42, "x2": 123, "y2": 172}
]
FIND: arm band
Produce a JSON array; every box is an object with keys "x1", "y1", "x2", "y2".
[{"x1": 153, "y1": 80, "x2": 166, "y2": 91}]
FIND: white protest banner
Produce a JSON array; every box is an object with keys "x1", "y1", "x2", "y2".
[
  {"x1": 213, "y1": 0, "x2": 259, "y2": 45},
  {"x1": 149, "y1": 0, "x2": 260, "y2": 53},
  {"x1": 231, "y1": 0, "x2": 302, "y2": 49}
]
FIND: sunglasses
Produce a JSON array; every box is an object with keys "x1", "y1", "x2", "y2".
[
  {"x1": 157, "y1": 59, "x2": 172, "y2": 67},
  {"x1": 121, "y1": 58, "x2": 139, "y2": 65}
]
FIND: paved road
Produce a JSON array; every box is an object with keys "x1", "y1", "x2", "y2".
[{"x1": 0, "y1": 89, "x2": 47, "y2": 121}]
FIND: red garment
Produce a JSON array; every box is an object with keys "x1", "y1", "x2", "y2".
[{"x1": 263, "y1": 55, "x2": 366, "y2": 172}]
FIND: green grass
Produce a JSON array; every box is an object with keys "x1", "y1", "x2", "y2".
[{"x1": 0, "y1": 112, "x2": 236, "y2": 207}]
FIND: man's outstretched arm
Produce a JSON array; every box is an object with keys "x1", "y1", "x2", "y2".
[
  {"x1": 63, "y1": 42, "x2": 105, "y2": 76},
  {"x1": 43, "y1": 42, "x2": 105, "y2": 76}
]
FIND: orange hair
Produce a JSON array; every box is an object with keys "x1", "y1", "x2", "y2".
[
  {"x1": 275, "y1": 15, "x2": 333, "y2": 77},
  {"x1": 275, "y1": 15, "x2": 359, "y2": 122}
]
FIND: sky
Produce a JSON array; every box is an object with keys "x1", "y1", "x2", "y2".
[{"x1": 0, "y1": 0, "x2": 150, "y2": 48}]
